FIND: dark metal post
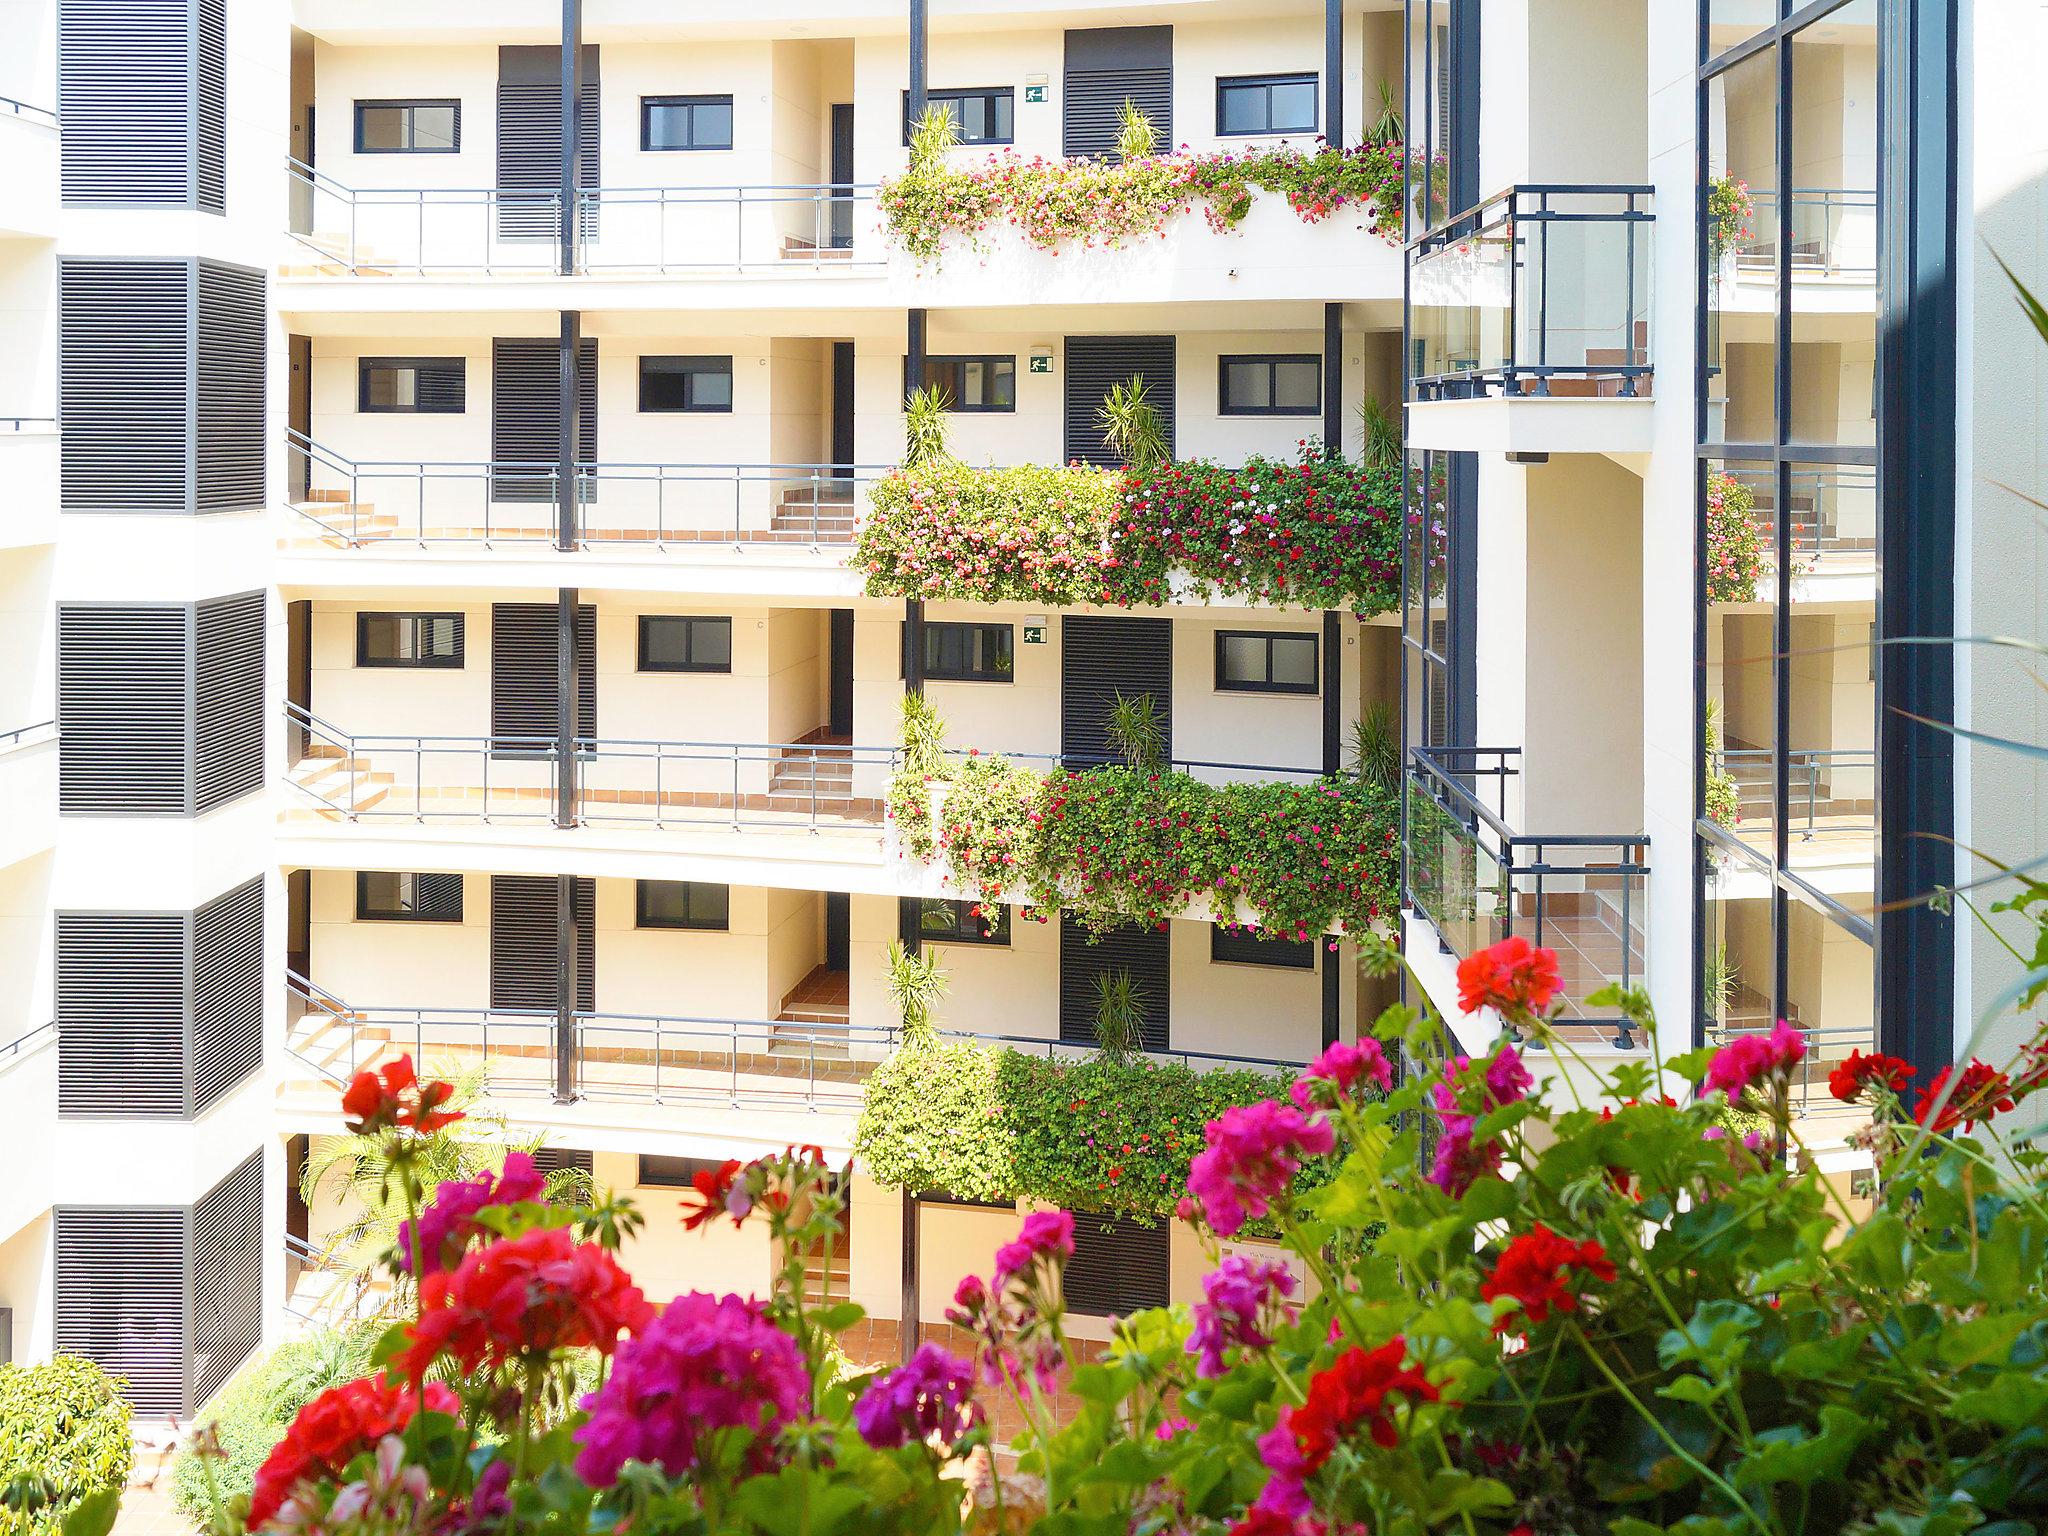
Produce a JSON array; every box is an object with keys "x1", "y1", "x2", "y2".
[
  {"x1": 555, "y1": 873, "x2": 578, "y2": 1102},
  {"x1": 908, "y1": 0, "x2": 929, "y2": 123},
  {"x1": 1324, "y1": 0, "x2": 1344, "y2": 151},
  {"x1": 556, "y1": 586, "x2": 578, "y2": 827},
  {"x1": 906, "y1": 307, "x2": 927, "y2": 396},
  {"x1": 557, "y1": 310, "x2": 581, "y2": 550},
  {"x1": 900, "y1": 1186, "x2": 921, "y2": 1361},
  {"x1": 559, "y1": 0, "x2": 582, "y2": 276},
  {"x1": 1322, "y1": 608, "x2": 1343, "y2": 1047},
  {"x1": 1323, "y1": 301, "x2": 1344, "y2": 457}
]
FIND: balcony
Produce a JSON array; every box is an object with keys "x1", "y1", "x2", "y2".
[
  {"x1": 0, "y1": 721, "x2": 55, "y2": 869},
  {"x1": 0, "y1": 419, "x2": 57, "y2": 550},
  {"x1": 1406, "y1": 185, "x2": 1654, "y2": 457},
  {"x1": 1404, "y1": 747, "x2": 1650, "y2": 1047},
  {"x1": 0, "y1": 96, "x2": 58, "y2": 240}
]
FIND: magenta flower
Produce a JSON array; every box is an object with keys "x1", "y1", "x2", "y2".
[
  {"x1": 854, "y1": 1342, "x2": 979, "y2": 1451},
  {"x1": 1425, "y1": 1081, "x2": 1503, "y2": 1198},
  {"x1": 1290, "y1": 1038, "x2": 1393, "y2": 1111},
  {"x1": 1483, "y1": 1044, "x2": 1534, "y2": 1108},
  {"x1": 397, "y1": 1151, "x2": 545, "y2": 1276},
  {"x1": 1187, "y1": 1253, "x2": 1299, "y2": 1377},
  {"x1": 1705, "y1": 1020, "x2": 1807, "y2": 1097},
  {"x1": 573, "y1": 1292, "x2": 808, "y2": 1485},
  {"x1": 1253, "y1": 1418, "x2": 1314, "y2": 1516},
  {"x1": 993, "y1": 1209, "x2": 1075, "y2": 1285},
  {"x1": 1186, "y1": 1100, "x2": 1335, "y2": 1238}
]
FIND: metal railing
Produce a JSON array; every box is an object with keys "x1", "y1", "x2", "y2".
[
  {"x1": 0, "y1": 1020, "x2": 55, "y2": 1070},
  {"x1": 1408, "y1": 184, "x2": 1655, "y2": 400},
  {"x1": 1732, "y1": 188, "x2": 1877, "y2": 277},
  {"x1": 282, "y1": 1230, "x2": 381, "y2": 1328},
  {"x1": 0, "y1": 720, "x2": 54, "y2": 752},
  {"x1": 284, "y1": 973, "x2": 1308, "y2": 1116},
  {"x1": 1717, "y1": 748, "x2": 1876, "y2": 838},
  {"x1": 284, "y1": 160, "x2": 879, "y2": 275},
  {"x1": 287, "y1": 431, "x2": 882, "y2": 549},
  {"x1": 287, "y1": 703, "x2": 563, "y2": 825},
  {"x1": 1405, "y1": 746, "x2": 1650, "y2": 1044},
  {"x1": 1706, "y1": 1018, "x2": 1875, "y2": 1121},
  {"x1": 0, "y1": 96, "x2": 56, "y2": 129},
  {"x1": 1716, "y1": 463, "x2": 1879, "y2": 567},
  {"x1": 1, "y1": 417, "x2": 56, "y2": 434}
]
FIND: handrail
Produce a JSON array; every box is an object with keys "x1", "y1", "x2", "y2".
[
  {"x1": 0, "y1": 417, "x2": 56, "y2": 434},
  {"x1": 0, "y1": 720, "x2": 54, "y2": 751},
  {"x1": 1405, "y1": 181, "x2": 1656, "y2": 254},
  {"x1": 0, "y1": 1020, "x2": 55, "y2": 1063},
  {"x1": 0, "y1": 96, "x2": 56, "y2": 128}
]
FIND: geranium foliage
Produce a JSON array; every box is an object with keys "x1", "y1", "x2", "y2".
[
  {"x1": 856, "y1": 449, "x2": 1411, "y2": 617},
  {"x1": 1705, "y1": 467, "x2": 1767, "y2": 604},
  {"x1": 879, "y1": 141, "x2": 1407, "y2": 265}
]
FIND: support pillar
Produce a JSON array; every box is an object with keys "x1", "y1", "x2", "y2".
[
  {"x1": 556, "y1": 587, "x2": 579, "y2": 826},
  {"x1": 908, "y1": 0, "x2": 929, "y2": 123},
  {"x1": 1324, "y1": 0, "x2": 1344, "y2": 153},
  {"x1": 554, "y1": 872, "x2": 578, "y2": 1103},
  {"x1": 557, "y1": 310, "x2": 581, "y2": 551},
  {"x1": 558, "y1": 0, "x2": 582, "y2": 277},
  {"x1": 1322, "y1": 609, "x2": 1344, "y2": 1047}
]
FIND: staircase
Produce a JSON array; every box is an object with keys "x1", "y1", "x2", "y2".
[
  {"x1": 771, "y1": 965, "x2": 851, "y2": 1058},
  {"x1": 1540, "y1": 320, "x2": 1653, "y2": 398},
  {"x1": 769, "y1": 482, "x2": 858, "y2": 542},
  {"x1": 282, "y1": 233, "x2": 398, "y2": 277},
  {"x1": 767, "y1": 733, "x2": 855, "y2": 802},
  {"x1": 288, "y1": 742, "x2": 395, "y2": 815},
  {"x1": 778, "y1": 234, "x2": 855, "y2": 264},
  {"x1": 282, "y1": 997, "x2": 391, "y2": 1100}
]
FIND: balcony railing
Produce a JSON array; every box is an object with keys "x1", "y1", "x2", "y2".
[
  {"x1": 285, "y1": 160, "x2": 880, "y2": 276},
  {"x1": 287, "y1": 431, "x2": 882, "y2": 550},
  {"x1": 1405, "y1": 747, "x2": 1650, "y2": 1044},
  {"x1": 1408, "y1": 184, "x2": 1654, "y2": 400},
  {"x1": 1, "y1": 720, "x2": 54, "y2": 751},
  {"x1": 284, "y1": 972, "x2": 1304, "y2": 1115},
  {"x1": 0, "y1": 96, "x2": 56, "y2": 130},
  {"x1": 1716, "y1": 747, "x2": 1876, "y2": 839},
  {"x1": 1731, "y1": 188, "x2": 1877, "y2": 278}
]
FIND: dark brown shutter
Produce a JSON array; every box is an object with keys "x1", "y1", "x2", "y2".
[
  {"x1": 1063, "y1": 1215, "x2": 1170, "y2": 1315},
  {"x1": 1060, "y1": 614, "x2": 1172, "y2": 766},
  {"x1": 496, "y1": 45, "x2": 599, "y2": 240},
  {"x1": 54, "y1": 1206, "x2": 187, "y2": 1414},
  {"x1": 1059, "y1": 916, "x2": 1170, "y2": 1050},
  {"x1": 490, "y1": 602, "x2": 595, "y2": 745},
  {"x1": 490, "y1": 875, "x2": 594, "y2": 1011},
  {"x1": 188, "y1": 1150, "x2": 262, "y2": 1406},
  {"x1": 491, "y1": 337, "x2": 597, "y2": 502},
  {"x1": 1062, "y1": 335, "x2": 1176, "y2": 466},
  {"x1": 1062, "y1": 26, "x2": 1171, "y2": 159}
]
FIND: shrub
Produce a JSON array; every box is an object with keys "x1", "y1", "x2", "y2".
[
  {"x1": 1705, "y1": 467, "x2": 1767, "y2": 604},
  {"x1": 852, "y1": 1039, "x2": 1014, "y2": 1204},
  {"x1": 0, "y1": 1357, "x2": 132, "y2": 1536}
]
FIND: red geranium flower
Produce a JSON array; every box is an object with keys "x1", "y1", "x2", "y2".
[
  {"x1": 678, "y1": 1157, "x2": 744, "y2": 1231},
  {"x1": 1454, "y1": 936, "x2": 1563, "y2": 1021},
  {"x1": 1480, "y1": 1224, "x2": 1616, "y2": 1334},
  {"x1": 341, "y1": 1054, "x2": 462, "y2": 1136},
  {"x1": 1286, "y1": 1338, "x2": 1439, "y2": 1468},
  {"x1": 1914, "y1": 1060, "x2": 2016, "y2": 1133},
  {"x1": 1828, "y1": 1050, "x2": 1916, "y2": 1105},
  {"x1": 246, "y1": 1375, "x2": 458, "y2": 1529},
  {"x1": 397, "y1": 1227, "x2": 652, "y2": 1378}
]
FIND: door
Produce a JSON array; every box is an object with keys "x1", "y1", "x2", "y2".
[
  {"x1": 1063, "y1": 335, "x2": 1175, "y2": 466},
  {"x1": 287, "y1": 336, "x2": 311, "y2": 502},
  {"x1": 286, "y1": 599, "x2": 311, "y2": 762},
  {"x1": 491, "y1": 602, "x2": 595, "y2": 751},
  {"x1": 286, "y1": 869, "x2": 310, "y2": 982},
  {"x1": 829, "y1": 103, "x2": 855, "y2": 248},
  {"x1": 830, "y1": 341, "x2": 856, "y2": 474},
  {"x1": 1059, "y1": 915, "x2": 1170, "y2": 1050},
  {"x1": 497, "y1": 45, "x2": 600, "y2": 241},
  {"x1": 492, "y1": 337, "x2": 597, "y2": 503},
  {"x1": 829, "y1": 609, "x2": 855, "y2": 735},
  {"x1": 490, "y1": 875, "x2": 595, "y2": 1011},
  {"x1": 824, "y1": 892, "x2": 850, "y2": 973},
  {"x1": 1063, "y1": 26, "x2": 1172, "y2": 158},
  {"x1": 1060, "y1": 614, "x2": 1171, "y2": 765}
]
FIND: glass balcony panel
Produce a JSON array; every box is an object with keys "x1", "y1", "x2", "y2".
[
  {"x1": 1705, "y1": 459, "x2": 1779, "y2": 862},
  {"x1": 1782, "y1": 885, "x2": 1877, "y2": 1132},
  {"x1": 1704, "y1": 48, "x2": 1778, "y2": 443},
  {"x1": 1707, "y1": 0, "x2": 1779, "y2": 61}
]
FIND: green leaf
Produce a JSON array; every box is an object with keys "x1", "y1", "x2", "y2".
[
  {"x1": 1074, "y1": 1440, "x2": 1171, "y2": 1489},
  {"x1": 1731, "y1": 1406, "x2": 1874, "y2": 1489},
  {"x1": 1657, "y1": 1300, "x2": 1761, "y2": 1376},
  {"x1": 1655, "y1": 1374, "x2": 1729, "y2": 1408},
  {"x1": 729, "y1": 1467, "x2": 868, "y2": 1536},
  {"x1": 59, "y1": 1489, "x2": 120, "y2": 1536},
  {"x1": 814, "y1": 1301, "x2": 867, "y2": 1332},
  {"x1": 1949, "y1": 1372, "x2": 2048, "y2": 1431}
]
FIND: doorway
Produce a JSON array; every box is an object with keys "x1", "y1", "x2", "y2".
[
  {"x1": 287, "y1": 336, "x2": 311, "y2": 501},
  {"x1": 831, "y1": 341, "x2": 855, "y2": 474},
  {"x1": 829, "y1": 103, "x2": 854, "y2": 248},
  {"x1": 829, "y1": 609, "x2": 855, "y2": 736},
  {"x1": 1060, "y1": 614, "x2": 1172, "y2": 765}
]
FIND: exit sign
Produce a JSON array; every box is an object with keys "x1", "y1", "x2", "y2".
[
  {"x1": 1022, "y1": 625, "x2": 1047, "y2": 645},
  {"x1": 1024, "y1": 82, "x2": 1048, "y2": 104},
  {"x1": 1028, "y1": 354, "x2": 1053, "y2": 374}
]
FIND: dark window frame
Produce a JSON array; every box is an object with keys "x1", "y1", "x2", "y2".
[
  {"x1": 903, "y1": 354, "x2": 1018, "y2": 413},
  {"x1": 637, "y1": 614, "x2": 734, "y2": 674},
  {"x1": 1214, "y1": 629, "x2": 1319, "y2": 695},
  {"x1": 920, "y1": 898, "x2": 1011, "y2": 946},
  {"x1": 638, "y1": 354, "x2": 735, "y2": 414},
  {"x1": 353, "y1": 98, "x2": 462, "y2": 154},
  {"x1": 355, "y1": 871, "x2": 465, "y2": 924},
  {"x1": 355, "y1": 612, "x2": 465, "y2": 669},
  {"x1": 1218, "y1": 353, "x2": 1323, "y2": 416},
  {"x1": 634, "y1": 879, "x2": 732, "y2": 932},
  {"x1": 900, "y1": 86, "x2": 1016, "y2": 146},
  {"x1": 1214, "y1": 72, "x2": 1319, "y2": 136},
  {"x1": 923, "y1": 621, "x2": 1015, "y2": 683},
  {"x1": 640, "y1": 95, "x2": 735, "y2": 152},
  {"x1": 637, "y1": 1154, "x2": 733, "y2": 1188},
  {"x1": 357, "y1": 356, "x2": 466, "y2": 415},
  {"x1": 1210, "y1": 924, "x2": 1315, "y2": 969}
]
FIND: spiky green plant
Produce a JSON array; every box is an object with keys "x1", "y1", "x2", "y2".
[
  {"x1": 1106, "y1": 690, "x2": 1166, "y2": 772},
  {"x1": 1116, "y1": 98, "x2": 1156, "y2": 162},
  {"x1": 1098, "y1": 375, "x2": 1168, "y2": 474},
  {"x1": 1352, "y1": 699, "x2": 1401, "y2": 794},
  {"x1": 906, "y1": 103, "x2": 960, "y2": 171},
  {"x1": 903, "y1": 383, "x2": 953, "y2": 469},
  {"x1": 885, "y1": 938, "x2": 948, "y2": 1045},
  {"x1": 898, "y1": 690, "x2": 949, "y2": 779},
  {"x1": 1359, "y1": 395, "x2": 1403, "y2": 474},
  {"x1": 1371, "y1": 77, "x2": 1404, "y2": 143},
  {"x1": 1091, "y1": 970, "x2": 1148, "y2": 1064}
]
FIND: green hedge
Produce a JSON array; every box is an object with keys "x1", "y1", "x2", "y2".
[
  {"x1": 0, "y1": 1358, "x2": 132, "y2": 1536},
  {"x1": 854, "y1": 1040, "x2": 1335, "y2": 1225}
]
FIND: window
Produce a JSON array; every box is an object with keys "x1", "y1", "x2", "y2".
[
  {"x1": 924, "y1": 622, "x2": 1014, "y2": 682},
  {"x1": 905, "y1": 355, "x2": 1017, "y2": 412},
  {"x1": 1219, "y1": 354, "x2": 1322, "y2": 416},
  {"x1": 1211, "y1": 925, "x2": 1314, "y2": 969},
  {"x1": 1216, "y1": 73, "x2": 1318, "y2": 136},
  {"x1": 639, "y1": 355, "x2": 733, "y2": 413},
  {"x1": 635, "y1": 880, "x2": 731, "y2": 931},
  {"x1": 357, "y1": 612, "x2": 464, "y2": 668},
  {"x1": 358, "y1": 357, "x2": 465, "y2": 414},
  {"x1": 639, "y1": 615, "x2": 733, "y2": 673},
  {"x1": 356, "y1": 872, "x2": 464, "y2": 923},
  {"x1": 1215, "y1": 630, "x2": 1318, "y2": 694},
  {"x1": 354, "y1": 99, "x2": 460, "y2": 153},
  {"x1": 921, "y1": 898, "x2": 1010, "y2": 945},
  {"x1": 641, "y1": 95, "x2": 734, "y2": 151},
  {"x1": 637, "y1": 1155, "x2": 733, "y2": 1188},
  {"x1": 900, "y1": 87, "x2": 1015, "y2": 145}
]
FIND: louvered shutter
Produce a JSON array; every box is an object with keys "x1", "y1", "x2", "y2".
[
  {"x1": 59, "y1": 0, "x2": 222, "y2": 210},
  {"x1": 532, "y1": 1147, "x2": 594, "y2": 1177},
  {"x1": 1063, "y1": 26, "x2": 1171, "y2": 159},
  {"x1": 1063, "y1": 336, "x2": 1176, "y2": 466},
  {"x1": 58, "y1": 604, "x2": 191, "y2": 814},
  {"x1": 60, "y1": 260, "x2": 191, "y2": 510},
  {"x1": 1063, "y1": 1215, "x2": 1170, "y2": 1315},
  {"x1": 1059, "y1": 916, "x2": 1171, "y2": 1050},
  {"x1": 490, "y1": 603, "x2": 595, "y2": 746},
  {"x1": 57, "y1": 911, "x2": 189, "y2": 1117},
  {"x1": 490, "y1": 876, "x2": 594, "y2": 1011},
  {"x1": 1060, "y1": 615, "x2": 1172, "y2": 765},
  {"x1": 194, "y1": 591, "x2": 266, "y2": 813},
  {"x1": 190, "y1": 878, "x2": 262, "y2": 1115},
  {"x1": 195, "y1": 262, "x2": 267, "y2": 512},
  {"x1": 188, "y1": 1151, "x2": 262, "y2": 1407},
  {"x1": 55, "y1": 1207, "x2": 187, "y2": 1415},
  {"x1": 497, "y1": 45, "x2": 599, "y2": 241},
  {"x1": 491, "y1": 338, "x2": 597, "y2": 503}
]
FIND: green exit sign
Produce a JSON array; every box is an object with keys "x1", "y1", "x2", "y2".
[
  {"x1": 1028, "y1": 354, "x2": 1053, "y2": 374},
  {"x1": 1024, "y1": 82, "x2": 1048, "y2": 104},
  {"x1": 1022, "y1": 625, "x2": 1047, "y2": 644}
]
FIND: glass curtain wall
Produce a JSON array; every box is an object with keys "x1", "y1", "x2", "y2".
[{"x1": 1696, "y1": 0, "x2": 1880, "y2": 1132}]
